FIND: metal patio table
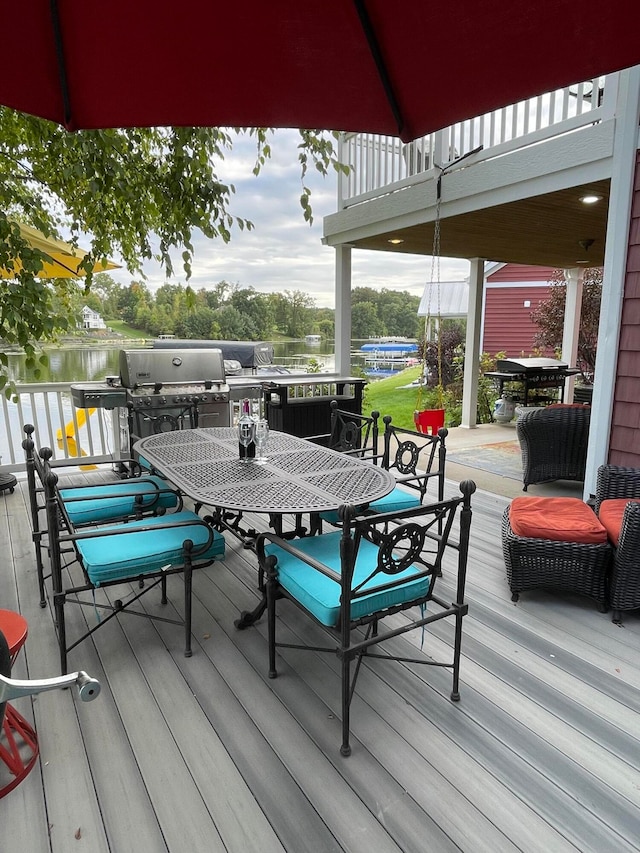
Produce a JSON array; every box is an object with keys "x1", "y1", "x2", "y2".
[{"x1": 134, "y1": 427, "x2": 395, "y2": 626}]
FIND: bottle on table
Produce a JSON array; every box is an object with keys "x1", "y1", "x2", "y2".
[{"x1": 238, "y1": 398, "x2": 256, "y2": 460}]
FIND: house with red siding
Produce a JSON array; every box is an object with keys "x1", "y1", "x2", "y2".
[
  {"x1": 323, "y1": 67, "x2": 640, "y2": 487},
  {"x1": 482, "y1": 264, "x2": 555, "y2": 357},
  {"x1": 419, "y1": 264, "x2": 558, "y2": 357}
]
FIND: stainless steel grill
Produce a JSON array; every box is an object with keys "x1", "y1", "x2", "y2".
[
  {"x1": 119, "y1": 349, "x2": 231, "y2": 440},
  {"x1": 486, "y1": 357, "x2": 580, "y2": 407}
]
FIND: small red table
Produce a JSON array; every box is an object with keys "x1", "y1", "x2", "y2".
[{"x1": 0, "y1": 609, "x2": 39, "y2": 798}]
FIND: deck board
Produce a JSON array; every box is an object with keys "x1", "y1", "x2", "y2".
[{"x1": 1, "y1": 470, "x2": 639, "y2": 852}]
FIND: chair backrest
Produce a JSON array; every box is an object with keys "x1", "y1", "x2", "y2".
[
  {"x1": 516, "y1": 405, "x2": 589, "y2": 488},
  {"x1": 329, "y1": 400, "x2": 381, "y2": 461},
  {"x1": 595, "y1": 464, "x2": 640, "y2": 513},
  {"x1": 381, "y1": 416, "x2": 447, "y2": 502},
  {"x1": 335, "y1": 480, "x2": 474, "y2": 627}
]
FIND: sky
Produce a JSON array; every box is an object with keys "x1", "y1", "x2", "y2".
[{"x1": 108, "y1": 129, "x2": 470, "y2": 309}]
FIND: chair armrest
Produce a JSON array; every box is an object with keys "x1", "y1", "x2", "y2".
[
  {"x1": 256, "y1": 531, "x2": 342, "y2": 584},
  {"x1": 61, "y1": 513, "x2": 216, "y2": 557}
]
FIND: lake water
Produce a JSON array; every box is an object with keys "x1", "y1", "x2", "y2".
[{"x1": 5, "y1": 339, "x2": 354, "y2": 384}]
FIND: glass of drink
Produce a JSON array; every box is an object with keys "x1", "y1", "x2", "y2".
[{"x1": 254, "y1": 419, "x2": 269, "y2": 463}]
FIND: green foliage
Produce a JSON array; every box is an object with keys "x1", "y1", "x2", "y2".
[
  {"x1": 352, "y1": 287, "x2": 421, "y2": 338},
  {"x1": 106, "y1": 320, "x2": 148, "y2": 338},
  {"x1": 531, "y1": 268, "x2": 602, "y2": 381},
  {"x1": 0, "y1": 109, "x2": 343, "y2": 394},
  {"x1": 362, "y1": 367, "x2": 423, "y2": 429}
]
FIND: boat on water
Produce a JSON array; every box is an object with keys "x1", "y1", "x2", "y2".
[{"x1": 359, "y1": 341, "x2": 419, "y2": 377}]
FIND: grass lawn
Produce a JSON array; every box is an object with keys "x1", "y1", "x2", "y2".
[
  {"x1": 362, "y1": 366, "x2": 425, "y2": 429},
  {"x1": 107, "y1": 320, "x2": 149, "y2": 338}
]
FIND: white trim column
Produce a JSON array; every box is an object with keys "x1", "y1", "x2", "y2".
[
  {"x1": 561, "y1": 267, "x2": 584, "y2": 402},
  {"x1": 461, "y1": 258, "x2": 484, "y2": 428},
  {"x1": 585, "y1": 65, "x2": 640, "y2": 497},
  {"x1": 334, "y1": 245, "x2": 352, "y2": 376}
]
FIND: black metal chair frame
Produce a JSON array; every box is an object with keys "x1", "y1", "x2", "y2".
[
  {"x1": 258, "y1": 481, "x2": 475, "y2": 757},
  {"x1": 594, "y1": 464, "x2": 640, "y2": 623},
  {"x1": 381, "y1": 416, "x2": 448, "y2": 507},
  {"x1": 22, "y1": 424, "x2": 183, "y2": 608},
  {"x1": 327, "y1": 400, "x2": 382, "y2": 461},
  {"x1": 38, "y1": 449, "x2": 220, "y2": 674}
]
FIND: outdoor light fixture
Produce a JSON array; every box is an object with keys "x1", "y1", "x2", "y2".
[
  {"x1": 576, "y1": 238, "x2": 595, "y2": 265},
  {"x1": 579, "y1": 194, "x2": 602, "y2": 204},
  {"x1": 388, "y1": 238, "x2": 404, "y2": 244}
]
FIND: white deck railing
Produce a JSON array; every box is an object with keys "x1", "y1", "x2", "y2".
[
  {"x1": 0, "y1": 375, "x2": 364, "y2": 474},
  {"x1": 0, "y1": 383, "x2": 124, "y2": 474},
  {"x1": 338, "y1": 75, "x2": 613, "y2": 206}
]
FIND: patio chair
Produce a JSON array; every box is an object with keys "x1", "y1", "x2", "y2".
[
  {"x1": 0, "y1": 616, "x2": 100, "y2": 798},
  {"x1": 23, "y1": 424, "x2": 182, "y2": 607},
  {"x1": 375, "y1": 416, "x2": 447, "y2": 514},
  {"x1": 312, "y1": 416, "x2": 447, "y2": 535},
  {"x1": 305, "y1": 401, "x2": 382, "y2": 458},
  {"x1": 304, "y1": 401, "x2": 383, "y2": 536},
  {"x1": 516, "y1": 405, "x2": 590, "y2": 490},
  {"x1": 39, "y1": 448, "x2": 225, "y2": 673},
  {"x1": 327, "y1": 400, "x2": 382, "y2": 460},
  {"x1": 594, "y1": 464, "x2": 640, "y2": 623},
  {"x1": 258, "y1": 480, "x2": 474, "y2": 756}
]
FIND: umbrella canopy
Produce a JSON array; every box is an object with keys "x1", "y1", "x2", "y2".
[
  {"x1": 0, "y1": 1, "x2": 638, "y2": 142},
  {"x1": 0, "y1": 222, "x2": 119, "y2": 279}
]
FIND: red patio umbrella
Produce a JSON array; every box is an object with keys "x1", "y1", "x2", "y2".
[{"x1": 1, "y1": 0, "x2": 639, "y2": 142}]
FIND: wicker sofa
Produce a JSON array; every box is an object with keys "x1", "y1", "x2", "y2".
[{"x1": 516, "y1": 404, "x2": 590, "y2": 490}]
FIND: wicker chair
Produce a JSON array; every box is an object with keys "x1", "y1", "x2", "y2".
[
  {"x1": 516, "y1": 405, "x2": 590, "y2": 490},
  {"x1": 594, "y1": 464, "x2": 640, "y2": 623}
]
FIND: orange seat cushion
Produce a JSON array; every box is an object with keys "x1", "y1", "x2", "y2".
[
  {"x1": 598, "y1": 498, "x2": 640, "y2": 547},
  {"x1": 509, "y1": 497, "x2": 607, "y2": 544}
]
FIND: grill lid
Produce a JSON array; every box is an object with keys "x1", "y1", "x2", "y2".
[
  {"x1": 496, "y1": 357, "x2": 569, "y2": 373},
  {"x1": 119, "y1": 348, "x2": 226, "y2": 388}
]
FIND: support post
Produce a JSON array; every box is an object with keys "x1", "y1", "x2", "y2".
[
  {"x1": 461, "y1": 258, "x2": 484, "y2": 428},
  {"x1": 335, "y1": 245, "x2": 352, "y2": 376},
  {"x1": 561, "y1": 267, "x2": 584, "y2": 403}
]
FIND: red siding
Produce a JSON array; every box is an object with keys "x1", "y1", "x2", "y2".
[
  {"x1": 610, "y1": 151, "x2": 640, "y2": 468},
  {"x1": 486, "y1": 264, "x2": 559, "y2": 283},
  {"x1": 482, "y1": 285, "x2": 554, "y2": 357}
]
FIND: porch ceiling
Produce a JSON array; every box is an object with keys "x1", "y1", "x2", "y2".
[{"x1": 349, "y1": 179, "x2": 610, "y2": 268}]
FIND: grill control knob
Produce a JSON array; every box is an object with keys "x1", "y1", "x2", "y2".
[{"x1": 200, "y1": 395, "x2": 208, "y2": 403}]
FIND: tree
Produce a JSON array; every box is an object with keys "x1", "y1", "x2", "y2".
[
  {"x1": 351, "y1": 301, "x2": 383, "y2": 338},
  {"x1": 531, "y1": 268, "x2": 602, "y2": 381},
  {"x1": 0, "y1": 109, "x2": 345, "y2": 392}
]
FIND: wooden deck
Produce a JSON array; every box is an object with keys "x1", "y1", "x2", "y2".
[{"x1": 1, "y1": 469, "x2": 639, "y2": 852}]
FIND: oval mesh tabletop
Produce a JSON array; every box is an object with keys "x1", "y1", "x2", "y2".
[{"x1": 135, "y1": 428, "x2": 395, "y2": 514}]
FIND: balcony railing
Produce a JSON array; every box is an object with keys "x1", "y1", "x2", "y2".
[
  {"x1": 0, "y1": 382, "x2": 124, "y2": 473},
  {"x1": 338, "y1": 75, "x2": 612, "y2": 207}
]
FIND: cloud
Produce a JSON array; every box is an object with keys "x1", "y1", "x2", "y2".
[{"x1": 110, "y1": 130, "x2": 469, "y2": 308}]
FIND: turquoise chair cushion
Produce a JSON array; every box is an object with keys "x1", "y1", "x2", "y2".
[
  {"x1": 61, "y1": 476, "x2": 178, "y2": 525},
  {"x1": 320, "y1": 485, "x2": 421, "y2": 525},
  {"x1": 265, "y1": 530, "x2": 430, "y2": 627},
  {"x1": 77, "y1": 510, "x2": 225, "y2": 585},
  {"x1": 368, "y1": 485, "x2": 422, "y2": 514}
]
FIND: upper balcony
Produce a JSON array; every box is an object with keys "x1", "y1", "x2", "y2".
[{"x1": 323, "y1": 75, "x2": 618, "y2": 269}]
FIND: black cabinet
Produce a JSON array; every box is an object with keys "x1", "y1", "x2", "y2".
[{"x1": 263, "y1": 377, "x2": 366, "y2": 443}]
